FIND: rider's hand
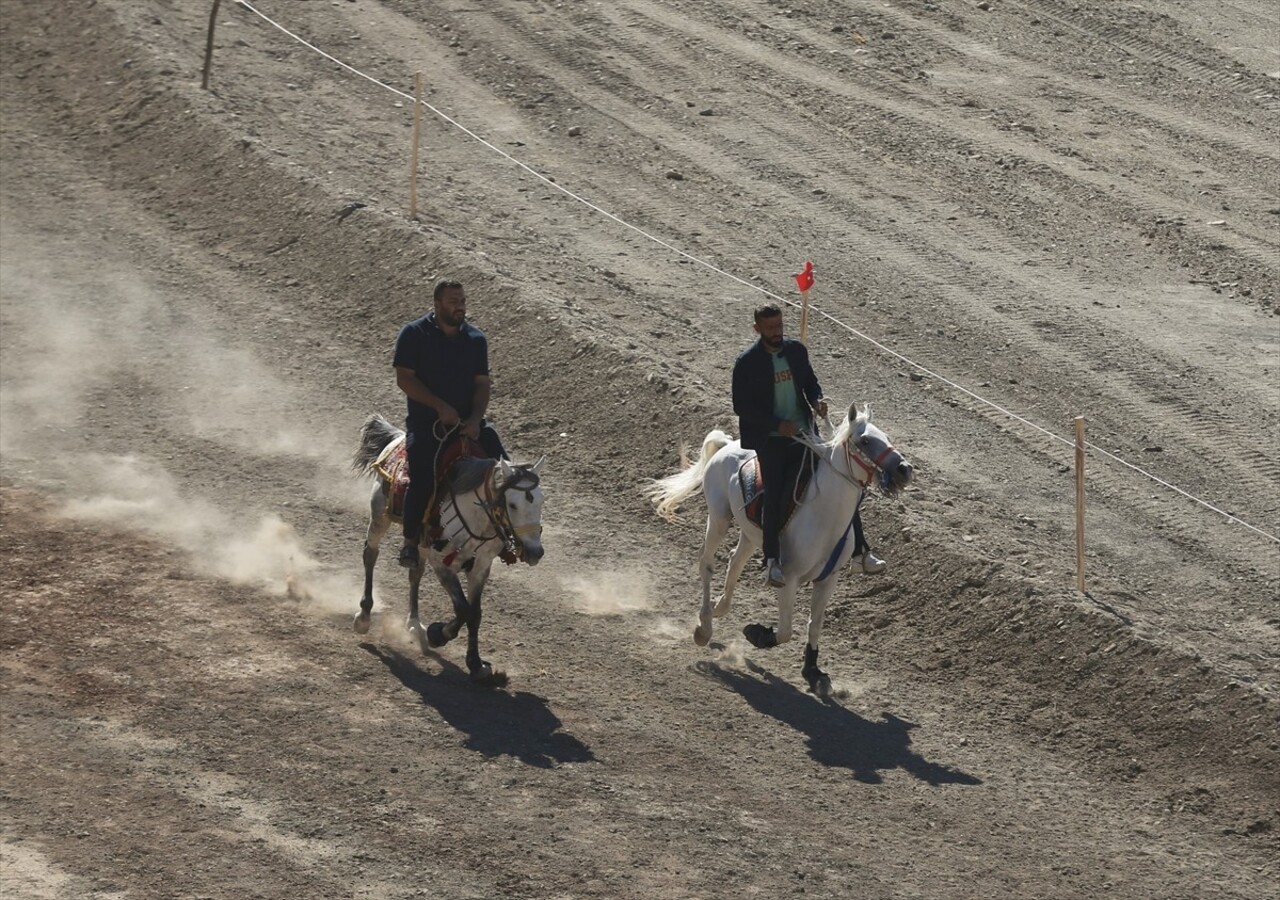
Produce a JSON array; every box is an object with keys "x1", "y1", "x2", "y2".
[
  {"x1": 461, "y1": 416, "x2": 482, "y2": 440},
  {"x1": 815, "y1": 399, "x2": 829, "y2": 419},
  {"x1": 436, "y1": 403, "x2": 461, "y2": 427},
  {"x1": 778, "y1": 420, "x2": 800, "y2": 437}
]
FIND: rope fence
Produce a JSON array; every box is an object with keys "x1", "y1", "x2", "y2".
[{"x1": 220, "y1": 0, "x2": 1278, "y2": 547}]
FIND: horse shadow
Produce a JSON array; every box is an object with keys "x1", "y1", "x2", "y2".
[
  {"x1": 696, "y1": 657, "x2": 982, "y2": 787},
  {"x1": 361, "y1": 643, "x2": 595, "y2": 769}
]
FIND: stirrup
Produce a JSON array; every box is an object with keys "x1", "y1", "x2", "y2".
[
  {"x1": 765, "y1": 559, "x2": 785, "y2": 587},
  {"x1": 398, "y1": 544, "x2": 420, "y2": 568}
]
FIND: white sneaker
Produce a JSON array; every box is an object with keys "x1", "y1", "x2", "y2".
[
  {"x1": 855, "y1": 551, "x2": 887, "y2": 574},
  {"x1": 765, "y1": 558, "x2": 785, "y2": 587}
]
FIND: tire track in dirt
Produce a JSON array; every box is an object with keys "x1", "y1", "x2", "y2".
[
  {"x1": 266, "y1": 0, "x2": 1280, "y2": 558},
  {"x1": 477, "y1": 5, "x2": 1280, "y2": 536},
  {"x1": 1012, "y1": 0, "x2": 1280, "y2": 112},
  {"x1": 4, "y1": 4, "x2": 1279, "y2": 895}
]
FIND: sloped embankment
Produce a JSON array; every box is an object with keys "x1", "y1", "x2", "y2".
[{"x1": 4, "y1": 0, "x2": 1274, "y2": 845}]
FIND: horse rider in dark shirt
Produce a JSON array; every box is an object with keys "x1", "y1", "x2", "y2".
[
  {"x1": 393, "y1": 280, "x2": 507, "y2": 568},
  {"x1": 731, "y1": 303, "x2": 885, "y2": 586}
]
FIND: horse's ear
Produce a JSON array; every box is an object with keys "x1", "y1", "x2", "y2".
[{"x1": 530, "y1": 455, "x2": 545, "y2": 473}]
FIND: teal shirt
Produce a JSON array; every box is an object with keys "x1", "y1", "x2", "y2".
[{"x1": 770, "y1": 351, "x2": 804, "y2": 436}]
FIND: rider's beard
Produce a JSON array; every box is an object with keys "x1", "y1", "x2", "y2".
[
  {"x1": 762, "y1": 334, "x2": 783, "y2": 350},
  {"x1": 440, "y1": 310, "x2": 466, "y2": 328}
]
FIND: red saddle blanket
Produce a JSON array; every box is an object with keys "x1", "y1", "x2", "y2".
[
  {"x1": 373, "y1": 436, "x2": 486, "y2": 524},
  {"x1": 739, "y1": 453, "x2": 815, "y2": 530}
]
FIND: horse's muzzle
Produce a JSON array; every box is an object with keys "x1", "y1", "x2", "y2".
[
  {"x1": 882, "y1": 459, "x2": 913, "y2": 494},
  {"x1": 521, "y1": 541, "x2": 545, "y2": 566}
]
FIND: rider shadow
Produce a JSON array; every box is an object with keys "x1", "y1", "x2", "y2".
[
  {"x1": 696, "y1": 658, "x2": 982, "y2": 787},
  {"x1": 361, "y1": 643, "x2": 595, "y2": 769}
]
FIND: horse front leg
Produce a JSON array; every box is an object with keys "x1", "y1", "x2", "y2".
[
  {"x1": 354, "y1": 489, "x2": 390, "y2": 634},
  {"x1": 423, "y1": 563, "x2": 469, "y2": 654},
  {"x1": 801, "y1": 578, "x2": 840, "y2": 697},
  {"x1": 461, "y1": 561, "x2": 506, "y2": 686}
]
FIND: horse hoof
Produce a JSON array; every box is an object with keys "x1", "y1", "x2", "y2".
[
  {"x1": 712, "y1": 596, "x2": 731, "y2": 618},
  {"x1": 426, "y1": 621, "x2": 449, "y2": 649},
  {"x1": 693, "y1": 624, "x2": 712, "y2": 647},
  {"x1": 805, "y1": 671, "x2": 832, "y2": 698},
  {"x1": 743, "y1": 623, "x2": 778, "y2": 650},
  {"x1": 353, "y1": 611, "x2": 371, "y2": 635},
  {"x1": 471, "y1": 664, "x2": 508, "y2": 687}
]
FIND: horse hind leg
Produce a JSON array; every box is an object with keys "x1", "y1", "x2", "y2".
[
  {"x1": 714, "y1": 535, "x2": 754, "y2": 619},
  {"x1": 354, "y1": 490, "x2": 391, "y2": 635},
  {"x1": 694, "y1": 512, "x2": 732, "y2": 647}
]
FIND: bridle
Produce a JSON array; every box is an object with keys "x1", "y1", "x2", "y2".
[
  {"x1": 842, "y1": 436, "x2": 899, "y2": 488},
  {"x1": 478, "y1": 464, "x2": 543, "y2": 563},
  {"x1": 801, "y1": 425, "x2": 898, "y2": 491}
]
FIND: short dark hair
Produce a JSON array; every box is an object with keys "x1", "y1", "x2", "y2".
[
  {"x1": 433, "y1": 279, "x2": 464, "y2": 302},
  {"x1": 754, "y1": 304, "x2": 782, "y2": 323}
]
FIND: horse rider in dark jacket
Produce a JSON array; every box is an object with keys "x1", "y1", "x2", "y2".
[{"x1": 732, "y1": 304, "x2": 884, "y2": 586}]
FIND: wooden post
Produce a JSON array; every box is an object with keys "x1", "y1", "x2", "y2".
[
  {"x1": 202, "y1": 0, "x2": 224, "y2": 91},
  {"x1": 798, "y1": 288, "x2": 810, "y2": 344},
  {"x1": 1074, "y1": 415, "x2": 1086, "y2": 592},
  {"x1": 408, "y1": 71, "x2": 424, "y2": 220}
]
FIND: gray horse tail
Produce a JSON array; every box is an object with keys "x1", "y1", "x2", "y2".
[
  {"x1": 352, "y1": 413, "x2": 405, "y2": 474},
  {"x1": 644, "y1": 429, "x2": 734, "y2": 523}
]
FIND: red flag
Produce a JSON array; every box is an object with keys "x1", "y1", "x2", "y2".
[{"x1": 793, "y1": 260, "x2": 815, "y2": 293}]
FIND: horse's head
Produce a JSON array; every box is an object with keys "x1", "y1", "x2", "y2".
[
  {"x1": 496, "y1": 458, "x2": 546, "y2": 565},
  {"x1": 834, "y1": 402, "x2": 913, "y2": 495}
]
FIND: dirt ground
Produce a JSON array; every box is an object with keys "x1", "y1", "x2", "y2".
[{"x1": 1, "y1": 1, "x2": 1277, "y2": 898}]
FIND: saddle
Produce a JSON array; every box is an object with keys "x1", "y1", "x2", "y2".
[
  {"x1": 739, "y1": 451, "x2": 816, "y2": 530},
  {"x1": 373, "y1": 434, "x2": 488, "y2": 529}
]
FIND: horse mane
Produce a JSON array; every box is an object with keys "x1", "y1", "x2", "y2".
[
  {"x1": 449, "y1": 457, "x2": 497, "y2": 494},
  {"x1": 803, "y1": 406, "x2": 868, "y2": 454}
]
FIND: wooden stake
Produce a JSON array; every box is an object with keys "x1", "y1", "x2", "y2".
[
  {"x1": 202, "y1": 0, "x2": 224, "y2": 91},
  {"x1": 1074, "y1": 415, "x2": 1086, "y2": 592},
  {"x1": 408, "y1": 71, "x2": 424, "y2": 220},
  {"x1": 798, "y1": 288, "x2": 810, "y2": 344}
]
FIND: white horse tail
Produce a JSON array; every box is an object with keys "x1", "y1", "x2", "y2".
[{"x1": 645, "y1": 429, "x2": 733, "y2": 522}]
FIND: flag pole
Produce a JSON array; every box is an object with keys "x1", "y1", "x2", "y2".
[
  {"x1": 793, "y1": 260, "x2": 814, "y2": 344},
  {"x1": 1074, "y1": 415, "x2": 1086, "y2": 592},
  {"x1": 798, "y1": 288, "x2": 811, "y2": 344},
  {"x1": 408, "y1": 71, "x2": 424, "y2": 220}
]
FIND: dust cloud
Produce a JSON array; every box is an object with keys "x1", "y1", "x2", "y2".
[
  {"x1": 562, "y1": 567, "x2": 655, "y2": 615},
  {"x1": 0, "y1": 223, "x2": 359, "y2": 611}
]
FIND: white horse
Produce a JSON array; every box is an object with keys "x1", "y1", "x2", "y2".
[
  {"x1": 351, "y1": 414, "x2": 545, "y2": 685},
  {"x1": 646, "y1": 403, "x2": 912, "y2": 696}
]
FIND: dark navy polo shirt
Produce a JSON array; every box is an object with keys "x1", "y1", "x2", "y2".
[{"x1": 392, "y1": 312, "x2": 490, "y2": 431}]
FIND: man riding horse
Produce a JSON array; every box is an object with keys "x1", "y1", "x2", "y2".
[
  {"x1": 731, "y1": 303, "x2": 885, "y2": 586},
  {"x1": 393, "y1": 279, "x2": 508, "y2": 568}
]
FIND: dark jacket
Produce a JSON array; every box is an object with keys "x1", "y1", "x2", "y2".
[{"x1": 732, "y1": 339, "x2": 823, "y2": 450}]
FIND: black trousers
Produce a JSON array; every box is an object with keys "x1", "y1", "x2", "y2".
[
  {"x1": 403, "y1": 422, "x2": 507, "y2": 543},
  {"x1": 757, "y1": 436, "x2": 867, "y2": 562}
]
